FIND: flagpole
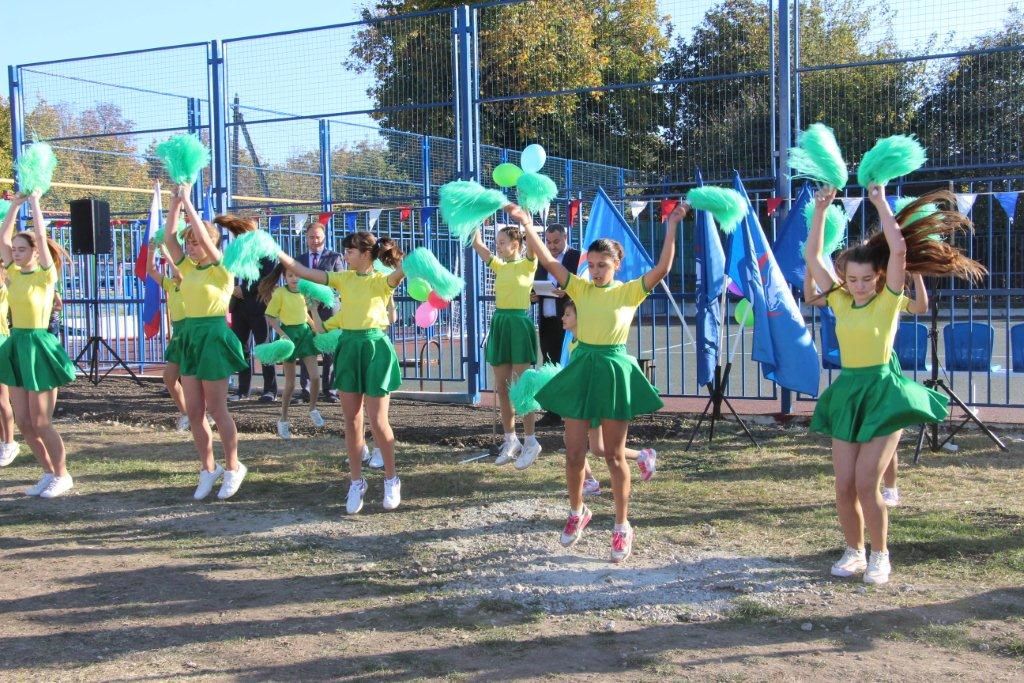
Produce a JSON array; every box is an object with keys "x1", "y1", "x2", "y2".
[{"x1": 657, "y1": 280, "x2": 696, "y2": 347}]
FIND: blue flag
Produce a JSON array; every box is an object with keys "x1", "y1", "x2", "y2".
[
  {"x1": 995, "y1": 191, "x2": 1018, "y2": 222},
  {"x1": 731, "y1": 172, "x2": 820, "y2": 397},
  {"x1": 819, "y1": 308, "x2": 842, "y2": 369},
  {"x1": 770, "y1": 183, "x2": 814, "y2": 290},
  {"x1": 559, "y1": 330, "x2": 574, "y2": 366},
  {"x1": 693, "y1": 170, "x2": 725, "y2": 387},
  {"x1": 579, "y1": 187, "x2": 654, "y2": 280}
]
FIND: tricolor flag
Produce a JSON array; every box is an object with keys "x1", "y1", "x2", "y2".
[{"x1": 135, "y1": 183, "x2": 164, "y2": 340}]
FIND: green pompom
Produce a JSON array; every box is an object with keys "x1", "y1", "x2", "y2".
[
  {"x1": 788, "y1": 123, "x2": 848, "y2": 189},
  {"x1": 515, "y1": 172, "x2": 558, "y2": 214},
  {"x1": 253, "y1": 338, "x2": 295, "y2": 364},
  {"x1": 402, "y1": 247, "x2": 464, "y2": 301},
  {"x1": 802, "y1": 203, "x2": 849, "y2": 257},
  {"x1": 16, "y1": 142, "x2": 59, "y2": 195},
  {"x1": 685, "y1": 186, "x2": 747, "y2": 234},
  {"x1": 298, "y1": 279, "x2": 337, "y2": 308},
  {"x1": 223, "y1": 230, "x2": 280, "y2": 283},
  {"x1": 314, "y1": 329, "x2": 342, "y2": 354},
  {"x1": 0, "y1": 200, "x2": 10, "y2": 223},
  {"x1": 373, "y1": 259, "x2": 395, "y2": 275},
  {"x1": 155, "y1": 134, "x2": 212, "y2": 185},
  {"x1": 857, "y1": 135, "x2": 926, "y2": 188},
  {"x1": 439, "y1": 180, "x2": 508, "y2": 246},
  {"x1": 509, "y1": 363, "x2": 562, "y2": 415},
  {"x1": 153, "y1": 219, "x2": 188, "y2": 246}
]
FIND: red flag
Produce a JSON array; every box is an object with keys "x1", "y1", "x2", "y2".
[
  {"x1": 659, "y1": 198, "x2": 680, "y2": 223},
  {"x1": 568, "y1": 199, "x2": 583, "y2": 227},
  {"x1": 766, "y1": 197, "x2": 784, "y2": 217},
  {"x1": 318, "y1": 212, "x2": 332, "y2": 227},
  {"x1": 399, "y1": 206, "x2": 412, "y2": 221}
]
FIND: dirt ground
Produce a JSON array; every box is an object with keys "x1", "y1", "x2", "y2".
[{"x1": 1, "y1": 378, "x2": 1022, "y2": 681}]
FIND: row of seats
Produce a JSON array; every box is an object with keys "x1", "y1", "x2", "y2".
[{"x1": 818, "y1": 312, "x2": 1022, "y2": 373}]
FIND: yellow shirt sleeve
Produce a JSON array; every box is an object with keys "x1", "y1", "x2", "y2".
[{"x1": 265, "y1": 288, "x2": 283, "y2": 319}]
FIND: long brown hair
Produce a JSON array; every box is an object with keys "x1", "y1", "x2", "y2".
[
  {"x1": 257, "y1": 262, "x2": 285, "y2": 304},
  {"x1": 341, "y1": 231, "x2": 403, "y2": 268},
  {"x1": 214, "y1": 214, "x2": 257, "y2": 236},
  {"x1": 13, "y1": 232, "x2": 70, "y2": 270}
]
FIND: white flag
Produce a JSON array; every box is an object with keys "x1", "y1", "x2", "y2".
[
  {"x1": 628, "y1": 200, "x2": 648, "y2": 220},
  {"x1": 368, "y1": 208, "x2": 383, "y2": 230},
  {"x1": 840, "y1": 197, "x2": 863, "y2": 220},
  {"x1": 291, "y1": 213, "x2": 307, "y2": 234},
  {"x1": 955, "y1": 193, "x2": 977, "y2": 216}
]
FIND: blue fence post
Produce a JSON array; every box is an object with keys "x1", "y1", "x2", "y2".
[
  {"x1": 208, "y1": 40, "x2": 229, "y2": 214},
  {"x1": 421, "y1": 134, "x2": 432, "y2": 250},
  {"x1": 187, "y1": 97, "x2": 204, "y2": 210},
  {"x1": 776, "y1": 0, "x2": 794, "y2": 415},
  {"x1": 7, "y1": 65, "x2": 26, "y2": 228},
  {"x1": 319, "y1": 119, "x2": 333, "y2": 247}
]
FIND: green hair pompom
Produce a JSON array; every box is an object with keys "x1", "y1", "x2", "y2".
[
  {"x1": 439, "y1": 180, "x2": 508, "y2": 246},
  {"x1": 802, "y1": 202, "x2": 849, "y2": 257},
  {"x1": 155, "y1": 133, "x2": 212, "y2": 185},
  {"x1": 509, "y1": 363, "x2": 562, "y2": 415},
  {"x1": 515, "y1": 172, "x2": 558, "y2": 214},
  {"x1": 685, "y1": 186, "x2": 747, "y2": 234},
  {"x1": 857, "y1": 135, "x2": 927, "y2": 188},
  {"x1": 402, "y1": 247, "x2": 464, "y2": 301},
  {"x1": 254, "y1": 339, "x2": 295, "y2": 364},
  {"x1": 0, "y1": 200, "x2": 10, "y2": 223},
  {"x1": 314, "y1": 329, "x2": 342, "y2": 354},
  {"x1": 298, "y1": 279, "x2": 337, "y2": 308},
  {"x1": 788, "y1": 123, "x2": 848, "y2": 189},
  {"x1": 373, "y1": 259, "x2": 395, "y2": 275},
  {"x1": 223, "y1": 230, "x2": 280, "y2": 283},
  {"x1": 16, "y1": 142, "x2": 59, "y2": 195}
]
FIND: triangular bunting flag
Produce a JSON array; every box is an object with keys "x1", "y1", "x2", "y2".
[
  {"x1": 628, "y1": 200, "x2": 648, "y2": 220},
  {"x1": 268, "y1": 216, "x2": 284, "y2": 232},
  {"x1": 291, "y1": 214, "x2": 307, "y2": 234},
  {"x1": 568, "y1": 199, "x2": 583, "y2": 227},
  {"x1": 841, "y1": 197, "x2": 864, "y2": 219},
  {"x1": 766, "y1": 197, "x2": 784, "y2": 217},
  {"x1": 421, "y1": 206, "x2": 436, "y2": 227},
  {"x1": 995, "y1": 192, "x2": 1018, "y2": 222},
  {"x1": 318, "y1": 212, "x2": 333, "y2": 227},
  {"x1": 955, "y1": 193, "x2": 977, "y2": 216},
  {"x1": 399, "y1": 206, "x2": 412, "y2": 222},
  {"x1": 659, "y1": 198, "x2": 680, "y2": 222},
  {"x1": 368, "y1": 208, "x2": 383, "y2": 230},
  {"x1": 345, "y1": 212, "x2": 358, "y2": 230}
]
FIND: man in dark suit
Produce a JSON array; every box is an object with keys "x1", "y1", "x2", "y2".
[
  {"x1": 296, "y1": 220, "x2": 344, "y2": 403},
  {"x1": 230, "y1": 257, "x2": 279, "y2": 402},
  {"x1": 532, "y1": 223, "x2": 581, "y2": 426}
]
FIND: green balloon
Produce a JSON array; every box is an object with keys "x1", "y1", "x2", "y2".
[
  {"x1": 492, "y1": 163, "x2": 524, "y2": 188},
  {"x1": 408, "y1": 277, "x2": 432, "y2": 302},
  {"x1": 734, "y1": 298, "x2": 754, "y2": 328}
]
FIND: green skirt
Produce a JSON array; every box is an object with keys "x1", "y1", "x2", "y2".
[
  {"x1": 0, "y1": 328, "x2": 76, "y2": 391},
  {"x1": 810, "y1": 357, "x2": 948, "y2": 443},
  {"x1": 163, "y1": 319, "x2": 189, "y2": 366},
  {"x1": 485, "y1": 309, "x2": 538, "y2": 366},
  {"x1": 333, "y1": 328, "x2": 402, "y2": 397},
  {"x1": 282, "y1": 323, "x2": 318, "y2": 362},
  {"x1": 179, "y1": 316, "x2": 248, "y2": 381},
  {"x1": 535, "y1": 341, "x2": 663, "y2": 427}
]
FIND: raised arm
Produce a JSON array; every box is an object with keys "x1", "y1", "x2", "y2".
[
  {"x1": 386, "y1": 262, "x2": 405, "y2": 289},
  {"x1": 470, "y1": 229, "x2": 492, "y2": 263},
  {"x1": 803, "y1": 270, "x2": 825, "y2": 308},
  {"x1": 146, "y1": 233, "x2": 163, "y2": 282},
  {"x1": 28, "y1": 192, "x2": 52, "y2": 270},
  {"x1": 163, "y1": 192, "x2": 185, "y2": 264},
  {"x1": 512, "y1": 203, "x2": 568, "y2": 285},
  {"x1": 180, "y1": 187, "x2": 222, "y2": 263},
  {"x1": 643, "y1": 201, "x2": 688, "y2": 292},
  {"x1": 906, "y1": 272, "x2": 928, "y2": 315},
  {"x1": 276, "y1": 251, "x2": 328, "y2": 285},
  {"x1": 869, "y1": 183, "x2": 906, "y2": 293},
  {"x1": 804, "y1": 186, "x2": 840, "y2": 294},
  {"x1": 0, "y1": 195, "x2": 26, "y2": 265}
]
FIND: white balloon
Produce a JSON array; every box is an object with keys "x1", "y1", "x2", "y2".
[{"x1": 520, "y1": 144, "x2": 547, "y2": 173}]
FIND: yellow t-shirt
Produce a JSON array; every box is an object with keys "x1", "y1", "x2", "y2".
[
  {"x1": 488, "y1": 256, "x2": 537, "y2": 310},
  {"x1": 177, "y1": 258, "x2": 233, "y2": 318},
  {"x1": 160, "y1": 276, "x2": 186, "y2": 323},
  {"x1": 265, "y1": 287, "x2": 309, "y2": 326},
  {"x1": 827, "y1": 286, "x2": 906, "y2": 368},
  {"x1": 6, "y1": 263, "x2": 56, "y2": 329},
  {"x1": 326, "y1": 270, "x2": 395, "y2": 330},
  {"x1": 0, "y1": 284, "x2": 9, "y2": 336},
  {"x1": 561, "y1": 274, "x2": 649, "y2": 346}
]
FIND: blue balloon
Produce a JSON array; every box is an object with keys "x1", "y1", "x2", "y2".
[{"x1": 520, "y1": 144, "x2": 547, "y2": 173}]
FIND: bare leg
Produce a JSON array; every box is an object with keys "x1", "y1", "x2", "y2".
[
  {"x1": 601, "y1": 419, "x2": 631, "y2": 526},
  {"x1": 203, "y1": 378, "x2": 238, "y2": 471},
  {"x1": 564, "y1": 418, "x2": 590, "y2": 512},
  {"x1": 492, "y1": 364, "x2": 515, "y2": 435},
  {"x1": 883, "y1": 448, "x2": 898, "y2": 489},
  {"x1": 281, "y1": 363, "x2": 296, "y2": 421},
  {"x1": 340, "y1": 391, "x2": 365, "y2": 481},
  {"x1": 856, "y1": 431, "x2": 902, "y2": 553},
  {"x1": 511, "y1": 362, "x2": 536, "y2": 436},
  {"x1": 832, "y1": 439, "x2": 863, "y2": 549},
  {"x1": 303, "y1": 356, "x2": 320, "y2": 412},
  {"x1": 163, "y1": 363, "x2": 186, "y2": 415},
  {"x1": 181, "y1": 376, "x2": 214, "y2": 472},
  {"x1": 365, "y1": 394, "x2": 396, "y2": 479},
  {"x1": 0, "y1": 383, "x2": 15, "y2": 444},
  {"x1": 9, "y1": 387, "x2": 47, "y2": 471},
  {"x1": 27, "y1": 389, "x2": 65, "y2": 476}
]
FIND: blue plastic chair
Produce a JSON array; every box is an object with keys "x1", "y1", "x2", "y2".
[
  {"x1": 819, "y1": 308, "x2": 841, "y2": 370},
  {"x1": 1011, "y1": 323, "x2": 1024, "y2": 372},
  {"x1": 894, "y1": 321, "x2": 929, "y2": 371},
  {"x1": 942, "y1": 322, "x2": 995, "y2": 372}
]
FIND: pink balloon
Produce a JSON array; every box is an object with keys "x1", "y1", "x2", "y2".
[
  {"x1": 415, "y1": 302, "x2": 439, "y2": 328},
  {"x1": 427, "y1": 291, "x2": 450, "y2": 309}
]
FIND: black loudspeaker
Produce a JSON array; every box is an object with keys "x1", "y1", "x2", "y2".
[{"x1": 69, "y1": 198, "x2": 112, "y2": 255}]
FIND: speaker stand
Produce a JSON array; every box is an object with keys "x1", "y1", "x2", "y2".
[{"x1": 72, "y1": 254, "x2": 142, "y2": 387}]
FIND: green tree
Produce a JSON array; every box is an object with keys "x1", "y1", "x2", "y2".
[{"x1": 0, "y1": 98, "x2": 11, "y2": 183}]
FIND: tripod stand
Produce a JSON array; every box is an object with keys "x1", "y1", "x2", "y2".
[
  {"x1": 913, "y1": 296, "x2": 1006, "y2": 463},
  {"x1": 684, "y1": 359, "x2": 759, "y2": 450},
  {"x1": 73, "y1": 253, "x2": 142, "y2": 387}
]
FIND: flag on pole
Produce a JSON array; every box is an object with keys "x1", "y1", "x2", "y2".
[
  {"x1": 694, "y1": 170, "x2": 726, "y2": 387},
  {"x1": 770, "y1": 182, "x2": 814, "y2": 290},
  {"x1": 135, "y1": 183, "x2": 164, "y2": 340},
  {"x1": 729, "y1": 172, "x2": 820, "y2": 396},
  {"x1": 579, "y1": 187, "x2": 653, "y2": 281}
]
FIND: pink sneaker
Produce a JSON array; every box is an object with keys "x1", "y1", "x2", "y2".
[
  {"x1": 610, "y1": 525, "x2": 634, "y2": 563},
  {"x1": 559, "y1": 506, "x2": 592, "y2": 547},
  {"x1": 636, "y1": 448, "x2": 657, "y2": 481}
]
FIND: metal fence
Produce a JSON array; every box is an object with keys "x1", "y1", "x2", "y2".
[{"x1": 8, "y1": 0, "x2": 1024, "y2": 409}]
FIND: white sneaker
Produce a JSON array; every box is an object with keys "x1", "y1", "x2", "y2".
[
  {"x1": 176, "y1": 414, "x2": 190, "y2": 432},
  {"x1": 194, "y1": 465, "x2": 224, "y2": 500},
  {"x1": 361, "y1": 444, "x2": 371, "y2": 464},
  {"x1": 0, "y1": 442, "x2": 18, "y2": 466},
  {"x1": 368, "y1": 448, "x2": 384, "y2": 469},
  {"x1": 39, "y1": 474, "x2": 74, "y2": 499},
  {"x1": 309, "y1": 409, "x2": 325, "y2": 427},
  {"x1": 217, "y1": 463, "x2": 248, "y2": 499},
  {"x1": 346, "y1": 478, "x2": 368, "y2": 514},
  {"x1": 636, "y1": 448, "x2": 657, "y2": 481},
  {"x1": 864, "y1": 550, "x2": 891, "y2": 585},
  {"x1": 494, "y1": 440, "x2": 521, "y2": 466},
  {"x1": 383, "y1": 476, "x2": 402, "y2": 510},
  {"x1": 830, "y1": 546, "x2": 867, "y2": 577},
  {"x1": 582, "y1": 477, "x2": 602, "y2": 496},
  {"x1": 25, "y1": 473, "x2": 55, "y2": 496},
  {"x1": 610, "y1": 524, "x2": 635, "y2": 564},
  {"x1": 882, "y1": 487, "x2": 900, "y2": 507},
  {"x1": 514, "y1": 440, "x2": 542, "y2": 470},
  {"x1": 560, "y1": 506, "x2": 593, "y2": 547},
  {"x1": 277, "y1": 420, "x2": 292, "y2": 440}
]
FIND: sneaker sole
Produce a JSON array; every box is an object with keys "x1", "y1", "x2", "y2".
[
  {"x1": 610, "y1": 549, "x2": 632, "y2": 564},
  {"x1": 830, "y1": 566, "x2": 867, "y2": 578},
  {"x1": 559, "y1": 514, "x2": 592, "y2": 547},
  {"x1": 863, "y1": 575, "x2": 890, "y2": 585}
]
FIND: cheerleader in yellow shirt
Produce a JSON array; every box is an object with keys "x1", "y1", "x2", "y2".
[
  {"x1": 277, "y1": 231, "x2": 405, "y2": 515},
  {"x1": 257, "y1": 264, "x2": 325, "y2": 439},
  {"x1": 0, "y1": 192, "x2": 76, "y2": 498},
  {"x1": 163, "y1": 188, "x2": 250, "y2": 501},
  {"x1": 470, "y1": 225, "x2": 541, "y2": 469},
  {"x1": 0, "y1": 267, "x2": 20, "y2": 468},
  {"x1": 518, "y1": 200, "x2": 689, "y2": 563},
  {"x1": 145, "y1": 236, "x2": 189, "y2": 432}
]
